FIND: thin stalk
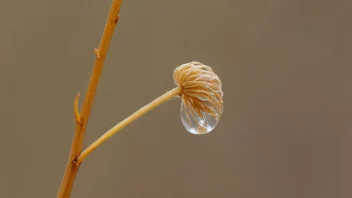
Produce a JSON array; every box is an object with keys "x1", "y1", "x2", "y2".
[
  {"x1": 76, "y1": 87, "x2": 182, "y2": 164},
  {"x1": 57, "y1": 0, "x2": 123, "y2": 197}
]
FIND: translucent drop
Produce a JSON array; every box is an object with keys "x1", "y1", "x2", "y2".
[{"x1": 181, "y1": 101, "x2": 220, "y2": 135}]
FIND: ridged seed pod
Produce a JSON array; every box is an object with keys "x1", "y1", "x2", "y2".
[{"x1": 173, "y1": 61, "x2": 223, "y2": 134}]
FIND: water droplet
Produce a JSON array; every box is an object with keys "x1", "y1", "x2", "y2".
[{"x1": 180, "y1": 101, "x2": 220, "y2": 135}]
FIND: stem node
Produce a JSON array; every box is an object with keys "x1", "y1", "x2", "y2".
[
  {"x1": 94, "y1": 48, "x2": 100, "y2": 59},
  {"x1": 113, "y1": 14, "x2": 120, "y2": 24}
]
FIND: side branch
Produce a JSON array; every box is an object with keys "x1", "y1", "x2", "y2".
[
  {"x1": 76, "y1": 87, "x2": 182, "y2": 164},
  {"x1": 74, "y1": 93, "x2": 81, "y2": 124}
]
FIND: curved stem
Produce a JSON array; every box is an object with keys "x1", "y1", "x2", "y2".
[{"x1": 76, "y1": 87, "x2": 182, "y2": 164}]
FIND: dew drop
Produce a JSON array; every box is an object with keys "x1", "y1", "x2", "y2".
[{"x1": 180, "y1": 101, "x2": 220, "y2": 135}]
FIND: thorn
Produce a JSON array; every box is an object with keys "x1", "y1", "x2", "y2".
[
  {"x1": 94, "y1": 48, "x2": 100, "y2": 59},
  {"x1": 74, "y1": 92, "x2": 81, "y2": 124}
]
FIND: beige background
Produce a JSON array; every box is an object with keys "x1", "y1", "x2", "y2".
[{"x1": 1, "y1": 0, "x2": 352, "y2": 197}]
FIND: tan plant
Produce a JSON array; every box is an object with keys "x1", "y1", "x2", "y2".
[{"x1": 57, "y1": 1, "x2": 223, "y2": 198}]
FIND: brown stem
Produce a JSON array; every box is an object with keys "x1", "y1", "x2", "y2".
[{"x1": 57, "y1": 0, "x2": 123, "y2": 197}]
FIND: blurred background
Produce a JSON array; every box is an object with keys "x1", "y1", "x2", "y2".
[{"x1": 1, "y1": 0, "x2": 352, "y2": 197}]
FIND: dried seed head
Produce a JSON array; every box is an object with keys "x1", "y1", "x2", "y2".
[{"x1": 173, "y1": 61, "x2": 223, "y2": 134}]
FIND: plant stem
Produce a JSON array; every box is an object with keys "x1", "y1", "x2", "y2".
[
  {"x1": 57, "y1": 0, "x2": 123, "y2": 197},
  {"x1": 76, "y1": 87, "x2": 182, "y2": 164}
]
